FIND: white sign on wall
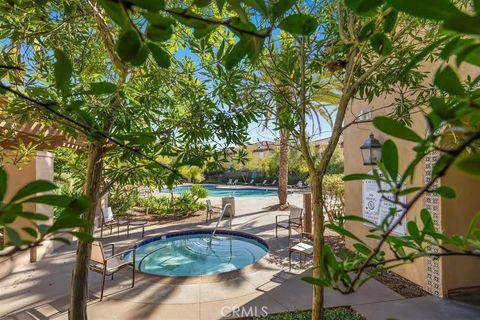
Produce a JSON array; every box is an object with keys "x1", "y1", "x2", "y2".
[{"x1": 362, "y1": 169, "x2": 406, "y2": 235}]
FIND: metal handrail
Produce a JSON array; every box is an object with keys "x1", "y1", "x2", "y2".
[{"x1": 209, "y1": 203, "x2": 232, "y2": 245}]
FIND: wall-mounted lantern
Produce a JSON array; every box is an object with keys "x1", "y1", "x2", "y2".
[{"x1": 360, "y1": 133, "x2": 382, "y2": 165}]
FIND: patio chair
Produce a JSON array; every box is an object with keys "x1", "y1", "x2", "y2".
[
  {"x1": 256, "y1": 179, "x2": 267, "y2": 186},
  {"x1": 206, "y1": 199, "x2": 221, "y2": 223},
  {"x1": 248, "y1": 179, "x2": 254, "y2": 185},
  {"x1": 232, "y1": 179, "x2": 239, "y2": 185},
  {"x1": 89, "y1": 240, "x2": 136, "y2": 300},
  {"x1": 100, "y1": 207, "x2": 128, "y2": 239},
  {"x1": 271, "y1": 180, "x2": 277, "y2": 186},
  {"x1": 288, "y1": 232, "x2": 313, "y2": 271},
  {"x1": 226, "y1": 178, "x2": 233, "y2": 185},
  {"x1": 275, "y1": 207, "x2": 304, "y2": 239}
]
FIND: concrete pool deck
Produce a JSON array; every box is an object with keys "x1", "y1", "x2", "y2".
[{"x1": 1, "y1": 194, "x2": 480, "y2": 319}]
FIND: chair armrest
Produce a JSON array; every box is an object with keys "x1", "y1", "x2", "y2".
[
  {"x1": 105, "y1": 248, "x2": 134, "y2": 262},
  {"x1": 275, "y1": 215, "x2": 289, "y2": 223}
]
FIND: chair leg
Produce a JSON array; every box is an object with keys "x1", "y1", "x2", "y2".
[
  {"x1": 100, "y1": 225, "x2": 103, "y2": 238},
  {"x1": 289, "y1": 250, "x2": 292, "y2": 271},
  {"x1": 141, "y1": 225, "x2": 145, "y2": 238},
  {"x1": 100, "y1": 267, "x2": 106, "y2": 301},
  {"x1": 275, "y1": 224, "x2": 278, "y2": 238},
  {"x1": 117, "y1": 224, "x2": 120, "y2": 239},
  {"x1": 127, "y1": 224, "x2": 130, "y2": 238},
  {"x1": 132, "y1": 265, "x2": 135, "y2": 288}
]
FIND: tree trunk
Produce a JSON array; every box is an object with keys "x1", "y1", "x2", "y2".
[
  {"x1": 69, "y1": 143, "x2": 104, "y2": 320},
  {"x1": 278, "y1": 128, "x2": 289, "y2": 206},
  {"x1": 310, "y1": 174, "x2": 325, "y2": 320}
]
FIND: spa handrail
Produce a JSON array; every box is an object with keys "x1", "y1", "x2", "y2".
[{"x1": 210, "y1": 203, "x2": 232, "y2": 244}]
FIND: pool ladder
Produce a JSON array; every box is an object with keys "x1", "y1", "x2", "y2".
[{"x1": 209, "y1": 203, "x2": 233, "y2": 246}]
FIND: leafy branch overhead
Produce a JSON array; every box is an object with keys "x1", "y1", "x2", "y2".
[
  {"x1": 304, "y1": 0, "x2": 480, "y2": 293},
  {"x1": 98, "y1": 0, "x2": 319, "y2": 69},
  {"x1": 0, "y1": 167, "x2": 92, "y2": 257}
]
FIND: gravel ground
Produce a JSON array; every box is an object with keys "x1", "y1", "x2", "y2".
[{"x1": 325, "y1": 235, "x2": 429, "y2": 298}]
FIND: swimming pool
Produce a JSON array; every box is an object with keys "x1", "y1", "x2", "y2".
[
  {"x1": 124, "y1": 230, "x2": 268, "y2": 277},
  {"x1": 162, "y1": 184, "x2": 280, "y2": 197}
]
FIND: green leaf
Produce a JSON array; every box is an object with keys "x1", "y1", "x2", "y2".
[
  {"x1": 381, "y1": 140, "x2": 398, "y2": 180},
  {"x1": 354, "y1": 243, "x2": 372, "y2": 256},
  {"x1": 22, "y1": 194, "x2": 73, "y2": 206},
  {"x1": 429, "y1": 97, "x2": 455, "y2": 121},
  {"x1": 87, "y1": 82, "x2": 117, "y2": 95},
  {"x1": 369, "y1": 32, "x2": 393, "y2": 55},
  {"x1": 22, "y1": 227, "x2": 38, "y2": 238},
  {"x1": 193, "y1": 0, "x2": 211, "y2": 7},
  {"x1": 116, "y1": 29, "x2": 142, "y2": 63},
  {"x1": 387, "y1": 0, "x2": 460, "y2": 21},
  {"x1": 342, "y1": 173, "x2": 376, "y2": 181},
  {"x1": 70, "y1": 231, "x2": 94, "y2": 243},
  {"x1": 345, "y1": 0, "x2": 382, "y2": 15},
  {"x1": 216, "y1": 0, "x2": 226, "y2": 12},
  {"x1": 279, "y1": 14, "x2": 318, "y2": 36},
  {"x1": 434, "y1": 186, "x2": 456, "y2": 199},
  {"x1": 244, "y1": 0, "x2": 268, "y2": 15},
  {"x1": 270, "y1": 0, "x2": 295, "y2": 19},
  {"x1": 456, "y1": 153, "x2": 480, "y2": 176},
  {"x1": 244, "y1": 34, "x2": 265, "y2": 61},
  {"x1": 147, "y1": 42, "x2": 171, "y2": 68},
  {"x1": 10, "y1": 180, "x2": 57, "y2": 203},
  {"x1": 54, "y1": 49, "x2": 73, "y2": 96},
  {"x1": 420, "y1": 209, "x2": 434, "y2": 231},
  {"x1": 147, "y1": 24, "x2": 173, "y2": 42},
  {"x1": 397, "y1": 187, "x2": 421, "y2": 196},
  {"x1": 373, "y1": 116, "x2": 423, "y2": 143},
  {"x1": 407, "y1": 221, "x2": 421, "y2": 244},
  {"x1": 383, "y1": 10, "x2": 398, "y2": 33},
  {"x1": 224, "y1": 38, "x2": 249, "y2": 70},
  {"x1": 130, "y1": 44, "x2": 149, "y2": 67},
  {"x1": 128, "y1": 0, "x2": 164, "y2": 10},
  {"x1": 326, "y1": 223, "x2": 365, "y2": 243},
  {"x1": 98, "y1": 0, "x2": 130, "y2": 29},
  {"x1": 434, "y1": 65, "x2": 464, "y2": 96},
  {"x1": 302, "y1": 276, "x2": 331, "y2": 287},
  {"x1": 358, "y1": 21, "x2": 376, "y2": 42},
  {"x1": 15, "y1": 211, "x2": 50, "y2": 220},
  {"x1": 5, "y1": 227, "x2": 22, "y2": 246},
  {"x1": 466, "y1": 211, "x2": 480, "y2": 239},
  {"x1": 443, "y1": 13, "x2": 480, "y2": 35},
  {"x1": 0, "y1": 167, "x2": 7, "y2": 201},
  {"x1": 339, "y1": 215, "x2": 375, "y2": 225}
]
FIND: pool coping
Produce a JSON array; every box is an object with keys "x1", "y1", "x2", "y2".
[{"x1": 125, "y1": 228, "x2": 272, "y2": 284}]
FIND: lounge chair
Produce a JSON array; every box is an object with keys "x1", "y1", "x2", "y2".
[
  {"x1": 226, "y1": 178, "x2": 233, "y2": 185},
  {"x1": 100, "y1": 207, "x2": 146, "y2": 239},
  {"x1": 232, "y1": 179, "x2": 239, "y2": 185},
  {"x1": 89, "y1": 240, "x2": 135, "y2": 300},
  {"x1": 248, "y1": 179, "x2": 254, "y2": 185},
  {"x1": 100, "y1": 207, "x2": 128, "y2": 239},
  {"x1": 271, "y1": 180, "x2": 277, "y2": 186},
  {"x1": 205, "y1": 199, "x2": 221, "y2": 223},
  {"x1": 257, "y1": 180, "x2": 267, "y2": 186},
  {"x1": 289, "y1": 232, "x2": 313, "y2": 271},
  {"x1": 275, "y1": 207, "x2": 304, "y2": 239}
]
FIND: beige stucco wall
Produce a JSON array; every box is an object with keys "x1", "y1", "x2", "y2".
[
  {"x1": 1, "y1": 151, "x2": 56, "y2": 277},
  {"x1": 343, "y1": 62, "x2": 480, "y2": 295},
  {"x1": 343, "y1": 96, "x2": 428, "y2": 288}
]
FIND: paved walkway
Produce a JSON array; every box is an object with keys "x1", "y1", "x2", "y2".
[{"x1": 1, "y1": 194, "x2": 479, "y2": 319}]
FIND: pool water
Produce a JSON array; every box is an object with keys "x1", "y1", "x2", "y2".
[
  {"x1": 163, "y1": 184, "x2": 279, "y2": 197},
  {"x1": 125, "y1": 231, "x2": 268, "y2": 277}
]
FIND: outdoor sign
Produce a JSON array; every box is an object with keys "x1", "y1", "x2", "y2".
[{"x1": 362, "y1": 169, "x2": 406, "y2": 235}]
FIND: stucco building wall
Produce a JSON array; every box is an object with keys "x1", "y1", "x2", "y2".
[{"x1": 343, "y1": 63, "x2": 480, "y2": 296}]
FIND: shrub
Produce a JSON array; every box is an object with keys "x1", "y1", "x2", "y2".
[
  {"x1": 322, "y1": 174, "x2": 344, "y2": 225},
  {"x1": 190, "y1": 184, "x2": 208, "y2": 199},
  {"x1": 109, "y1": 186, "x2": 139, "y2": 216},
  {"x1": 136, "y1": 187, "x2": 207, "y2": 217}
]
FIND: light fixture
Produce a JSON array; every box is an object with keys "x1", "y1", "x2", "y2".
[{"x1": 360, "y1": 133, "x2": 382, "y2": 166}]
